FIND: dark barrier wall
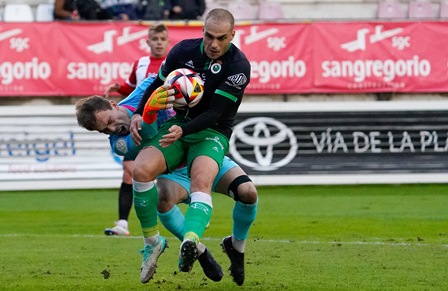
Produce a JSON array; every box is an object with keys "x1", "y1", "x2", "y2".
[{"x1": 229, "y1": 102, "x2": 448, "y2": 176}]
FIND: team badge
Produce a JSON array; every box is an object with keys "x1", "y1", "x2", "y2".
[
  {"x1": 211, "y1": 63, "x2": 222, "y2": 74},
  {"x1": 115, "y1": 138, "x2": 128, "y2": 154}
]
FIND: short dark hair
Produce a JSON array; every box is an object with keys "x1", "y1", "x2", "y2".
[
  {"x1": 148, "y1": 23, "x2": 168, "y2": 35},
  {"x1": 205, "y1": 8, "x2": 235, "y2": 30},
  {"x1": 75, "y1": 95, "x2": 112, "y2": 131}
]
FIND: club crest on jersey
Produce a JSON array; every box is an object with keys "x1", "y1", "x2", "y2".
[
  {"x1": 227, "y1": 73, "x2": 247, "y2": 86},
  {"x1": 115, "y1": 138, "x2": 128, "y2": 154},
  {"x1": 211, "y1": 63, "x2": 222, "y2": 74}
]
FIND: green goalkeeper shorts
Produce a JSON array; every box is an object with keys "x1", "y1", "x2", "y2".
[{"x1": 143, "y1": 117, "x2": 229, "y2": 174}]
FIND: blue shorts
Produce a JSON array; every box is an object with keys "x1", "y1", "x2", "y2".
[{"x1": 157, "y1": 156, "x2": 238, "y2": 204}]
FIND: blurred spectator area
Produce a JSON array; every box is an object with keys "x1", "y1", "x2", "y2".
[{"x1": 0, "y1": 0, "x2": 447, "y2": 22}]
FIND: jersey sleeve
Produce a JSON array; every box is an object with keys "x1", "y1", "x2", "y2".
[
  {"x1": 215, "y1": 57, "x2": 251, "y2": 103},
  {"x1": 118, "y1": 76, "x2": 155, "y2": 108},
  {"x1": 156, "y1": 108, "x2": 176, "y2": 127},
  {"x1": 109, "y1": 134, "x2": 137, "y2": 160},
  {"x1": 109, "y1": 122, "x2": 158, "y2": 160},
  {"x1": 118, "y1": 60, "x2": 138, "y2": 95}
]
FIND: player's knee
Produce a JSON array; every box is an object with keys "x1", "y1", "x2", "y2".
[
  {"x1": 237, "y1": 182, "x2": 258, "y2": 204},
  {"x1": 190, "y1": 177, "x2": 213, "y2": 193},
  {"x1": 132, "y1": 166, "x2": 156, "y2": 182},
  {"x1": 228, "y1": 175, "x2": 258, "y2": 204},
  {"x1": 157, "y1": 183, "x2": 185, "y2": 212},
  {"x1": 157, "y1": 196, "x2": 175, "y2": 212}
]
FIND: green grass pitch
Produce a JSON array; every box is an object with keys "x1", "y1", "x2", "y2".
[{"x1": 1, "y1": 184, "x2": 447, "y2": 290}]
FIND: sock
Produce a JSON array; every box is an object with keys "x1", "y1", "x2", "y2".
[
  {"x1": 118, "y1": 182, "x2": 133, "y2": 221},
  {"x1": 133, "y1": 180, "x2": 159, "y2": 238},
  {"x1": 232, "y1": 237, "x2": 246, "y2": 254},
  {"x1": 232, "y1": 199, "x2": 258, "y2": 253},
  {"x1": 197, "y1": 242, "x2": 206, "y2": 255},
  {"x1": 144, "y1": 233, "x2": 160, "y2": 246},
  {"x1": 183, "y1": 192, "x2": 213, "y2": 243},
  {"x1": 158, "y1": 205, "x2": 185, "y2": 241}
]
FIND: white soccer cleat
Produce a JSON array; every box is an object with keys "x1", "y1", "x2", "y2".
[
  {"x1": 104, "y1": 224, "x2": 130, "y2": 236},
  {"x1": 139, "y1": 236, "x2": 168, "y2": 283}
]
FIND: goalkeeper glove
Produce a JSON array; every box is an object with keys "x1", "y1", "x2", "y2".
[{"x1": 143, "y1": 85, "x2": 175, "y2": 124}]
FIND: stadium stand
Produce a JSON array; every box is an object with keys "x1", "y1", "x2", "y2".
[
  {"x1": 440, "y1": 0, "x2": 448, "y2": 17},
  {"x1": 227, "y1": 1, "x2": 258, "y2": 20},
  {"x1": 0, "y1": 0, "x2": 445, "y2": 22},
  {"x1": 199, "y1": 1, "x2": 227, "y2": 20},
  {"x1": 36, "y1": 3, "x2": 54, "y2": 21},
  {"x1": 377, "y1": 0, "x2": 406, "y2": 19},
  {"x1": 3, "y1": 3, "x2": 34, "y2": 22},
  {"x1": 408, "y1": 0, "x2": 436, "y2": 18},
  {"x1": 258, "y1": 1, "x2": 284, "y2": 20}
]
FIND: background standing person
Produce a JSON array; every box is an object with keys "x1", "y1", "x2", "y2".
[
  {"x1": 103, "y1": 23, "x2": 171, "y2": 236},
  {"x1": 138, "y1": 0, "x2": 171, "y2": 20},
  {"x1": 54, "y1": 0, "x2": 113, "y2": 20},
  {"x1": 71, "y1": 0, "x2": 113, "y2": 20},
  {"x1": 168, "y1": 0, "x2": 205, "y2": 20},
  {"x1": 54, "y1": 0, "x2": 80, "y2": 20},
  {"x1": 98, "y1": 0, "x2": 140, "y2": 20},
  {"x1": 129, "y1": 8, "x2": 253, "y2": 284}
]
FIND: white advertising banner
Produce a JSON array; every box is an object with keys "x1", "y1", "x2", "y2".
[{"x1": 0, "y1": 105, "x2": 123, "y2": 191}]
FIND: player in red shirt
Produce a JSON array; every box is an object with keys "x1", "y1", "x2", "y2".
[{"x1": 105, "y1": 23, "x2": 169, "y2": 97}]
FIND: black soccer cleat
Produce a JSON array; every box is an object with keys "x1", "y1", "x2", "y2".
[
  {"x1": 221, "y1": 236, "x2": 245, "y2": 286},
  {"x1": 197, "y1": 247, "x2": 224, "y2": 282},
  {"x1": 178, "y1": 240, "x2": 199, "y2": 273}
]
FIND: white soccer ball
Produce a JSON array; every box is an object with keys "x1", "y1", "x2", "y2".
[{"x1": 163, "y1": 68, "x2": 204, "y2": 109}]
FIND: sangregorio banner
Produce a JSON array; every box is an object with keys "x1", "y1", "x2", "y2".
[
  {"x1": 2, "y1": 102, "x2": 448, "y2": 191},
  {"x1": 1, "y1": 21, "x2": 448, "y2": 96}
]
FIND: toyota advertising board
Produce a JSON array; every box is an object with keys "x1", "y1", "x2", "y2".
[{"x1": 229, "y1": 101, "x2": 448, "y2": 185}]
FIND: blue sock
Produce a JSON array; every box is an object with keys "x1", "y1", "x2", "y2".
[
  {"x1": 232, "y1": 200, "x2": 258, "y2": 240},
  {"x1": 158, "y1": 205, "x2": 184, "y2": 241}
]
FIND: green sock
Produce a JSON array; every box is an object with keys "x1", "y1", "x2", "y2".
[
  {"x1": 183, "y1": 202, "x2": 212, "y2": 242},
  {"x1": 133, "y1": 183, "x2": 159, "y2": 237}
]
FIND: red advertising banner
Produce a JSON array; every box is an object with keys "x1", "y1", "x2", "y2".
[
  {"x1": 0, "y1": 21, "x2": 447, "y2": 96},
  {"x1": 312, "y1": 22, "x2": 448, "y2": 93},
  {"x1": 238, "y1": 22, "x2": 313, "y2": 93}
]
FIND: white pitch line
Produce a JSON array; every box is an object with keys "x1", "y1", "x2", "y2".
[{"x1": 1, "y1": 233, "x2": 447, "y2": 248}]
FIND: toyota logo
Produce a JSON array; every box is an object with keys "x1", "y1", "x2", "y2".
[{"x1": 230, "y1": 117, "x2": 298, "y2": 171}]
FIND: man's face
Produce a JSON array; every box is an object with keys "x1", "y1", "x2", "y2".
[
  {"x1": 203, "y1": 18, "x2": 234, "y2": 60},
  {"x1": 147, "y1": 30, "x2": 169, "y2": 58},
  {"x1": 94, "y1": 102, "x2": 131, "y2": 136}
]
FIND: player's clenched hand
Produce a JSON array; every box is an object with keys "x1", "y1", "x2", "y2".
[
  {"x1": 159, "y1": 125, "x2": 182, "y2": 148},
  {"x1": 104, "y1": 82, "x2": 120, "y2": 98},
  {"x1": 130, "y1": 114, "x2": 143, "y2": 146},
  {"x1": 143, "y1": 84, "x2": 175, "y2": 124}
]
